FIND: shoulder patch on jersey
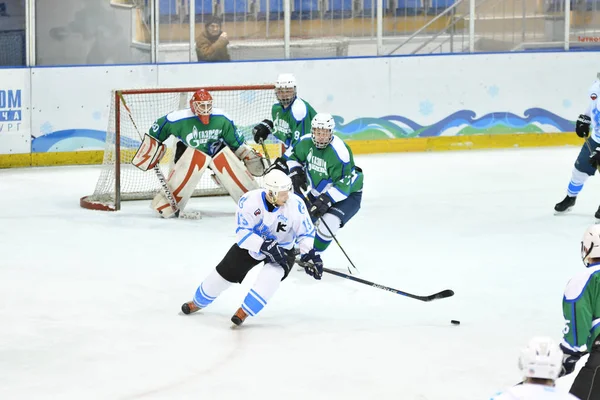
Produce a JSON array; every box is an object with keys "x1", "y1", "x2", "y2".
[
  {"x1": 291, "y1": 100, "x2": 308, "y2": 122},
  {"x1": 330, "y1": 136, "x2": 351, "y2": 163},
  {"x1": 564, "y1": 265, "x2": 600, "y2": 300},
  {"x1": 166, "y1": 108, "x2": 195, "y2": 122},
  {"x1": 210, "y1": 107, "x2": 234, "y2": 122}
]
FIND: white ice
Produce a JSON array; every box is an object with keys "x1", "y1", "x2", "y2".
[{"x1": 0, "y1": 147, "x2": 595, "y2": 400}]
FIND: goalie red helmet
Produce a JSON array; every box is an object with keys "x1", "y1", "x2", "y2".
[
  {"x1": 275, "y1": 73, "x2": 297, "y2": 108},
  {"x1": 263, "y1": 169, "x2": 292, "y2": 206},
  {"x1": 190, "y1": 89, "x2": 213, "y2": 124},
  {"x1": 311, "y1": 113, "x2": 335, "y2": 149}
]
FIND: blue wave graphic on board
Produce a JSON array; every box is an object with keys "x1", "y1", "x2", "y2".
[
  {"x1": 334, "y1": 108, "x2": 575, "y2": 139},
  {"x1": 31, "y1": 129, "x2": 141, "y2": 153}
]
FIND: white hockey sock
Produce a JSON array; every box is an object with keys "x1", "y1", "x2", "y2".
[
  {"x1": 567, "y1": 167, "x2": 591, "y2": 197},
  {"x1": 315, "y1": 213, "x2": 342, "y2": 252},
  {"x1": 240, "y1": 263, "x2": 284, "y2": 316},
  {"x1": 193, "y1": 269, "x2": 233, "y2": 308}
]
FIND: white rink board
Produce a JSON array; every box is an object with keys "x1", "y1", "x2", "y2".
[{"x1": 1, "y1": 51, "x2": 600, "y2": 154}]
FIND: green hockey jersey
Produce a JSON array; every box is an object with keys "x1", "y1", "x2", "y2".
[
  {"x1": 271, "y1": 98, "x2": 317, "y2": 150},
  {"x1": 285, "y1": 134, "x2": 363, "y2": 203},
  {"x1": 562, "y1": 263, "x2": 600, "y2": 354},
  {"x1": 147, "y1": 108, "x2": 244, "y2": 156}
]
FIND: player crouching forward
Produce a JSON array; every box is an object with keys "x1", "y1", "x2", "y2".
[
  {"x1": 131, "y1": 88, "x2": 268, "y2": 218},
  {"x1": 269, "y1": 113, "x2": 364, "y2": 254},
  {"x1": 181, "y1": 170, "x2": 323, "y2": 326},
  {"x1": 490, "y1": 337, "x2": 578, "y2": 399}
]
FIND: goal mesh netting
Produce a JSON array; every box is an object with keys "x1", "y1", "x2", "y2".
[{"x1": 81, "y1": 85, "x2": 281, "y2": 211}]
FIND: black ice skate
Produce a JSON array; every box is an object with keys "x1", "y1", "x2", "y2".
[
  {"x1": 554, "y1": 195, "x2": 576, "y2": 213},
  {"x1": 595, "y1": 205, "x2": 600, "y2": 220},
  {"x1": 231, "y1": 307, "x2": 248, "y2": 326},
  {"x1": 181, "y1": 301, "x2": 201, "y2": 315}
]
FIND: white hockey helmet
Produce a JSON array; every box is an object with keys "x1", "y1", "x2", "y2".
[
  {"x1": 581, "y1": 224, "x2": 600, "y2": 266},
  {"x1": 311, "y1": 113, "x2": 335, "y2": 149},
  {"x1": 263, "y1": 169, "x2": 292, "y2": 205},
  {"x1": 275, "y1": 73, "x2": 297, "y2": 108},
  {"x1": 518, "y1": 337, "x2": 563, "y2": 381}
]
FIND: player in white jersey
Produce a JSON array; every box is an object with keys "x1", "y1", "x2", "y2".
[
  {"x1": 180, "y1": 169, "x2": 323, "y2": 326},
  {"x1": 489, "y1": 337, "x2": 579, "y2": 400},
  {"x1": 555, "y1": 78, "x2": 600, "y2": 218}
]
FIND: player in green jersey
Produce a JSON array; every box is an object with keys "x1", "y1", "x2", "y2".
[
  {"x1": 252, "y1": 73, "x2": 317, "y2": 156},
  {"x1": 132, "y1": 89, "x2": 267, "y2": 218},
  {"x1": 559, "y1": 224, "x2": 600, "y2": 398},
  {"x1": 266, "y1": 113, "x2": 363, "y2": 254}
]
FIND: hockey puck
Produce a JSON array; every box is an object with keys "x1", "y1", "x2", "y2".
[{"x1": 451, "y1": 320, "x2": 460, "y2": 325}]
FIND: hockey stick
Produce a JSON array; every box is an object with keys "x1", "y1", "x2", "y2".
[
  {"x1": 117, "y1": 92, "x2": 180, "y2": 217},
  {"x1": 296, "y1": 260, "x2": 454, "y2": 302}
]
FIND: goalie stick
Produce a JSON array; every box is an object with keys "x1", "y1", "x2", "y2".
[
  {"x1": 296, "y1": 260, "x2": 454, "y2": 302},
  {"x1": 117, "y1": 92, "x2": 181, "y2": 218}
]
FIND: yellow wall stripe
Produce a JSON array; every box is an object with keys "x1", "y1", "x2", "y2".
[{"x1": 0, "y1": 133, "x2": 583, "y2": 169}]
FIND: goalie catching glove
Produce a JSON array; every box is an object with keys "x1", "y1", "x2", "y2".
[
  {"x1": 234, "y1": 144, "x2": 269, "y2": 177},
  {"x1": 576, "y1": 114, "x2": 591, "y2": 138},
  {"x1": 253, "y1": 119, "x2": 274, "y2": 143},
  {"x1": 132, "y1": 134, "x2": 167, "y2": 171}
]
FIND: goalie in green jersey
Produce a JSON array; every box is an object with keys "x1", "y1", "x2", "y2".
[
  {"x1": 559, "y1": 224, "x2": 600, "y2": 399},
  {"x1": 265, "y1": 113, "x2": 363, "y2": 254},
  {"x1": 131, "y1": 89, "x2": 268, "y2": 218},
  {"x1": 252, "y1": 73, "x2": 317, "y2": 156}
]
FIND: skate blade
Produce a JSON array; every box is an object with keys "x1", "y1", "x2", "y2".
[{"x1": 553, "y1": 208, "x2": 573, "y2": 216}]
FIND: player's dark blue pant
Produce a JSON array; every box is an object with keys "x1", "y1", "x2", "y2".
[{"x1": 307, "y1": 191, "x2": 362, "y2": 252}]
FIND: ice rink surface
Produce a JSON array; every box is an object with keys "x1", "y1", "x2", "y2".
[{"x1": 1, "y1": 146, "x2": 597, "y2": 399}]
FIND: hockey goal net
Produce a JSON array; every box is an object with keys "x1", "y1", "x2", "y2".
[{"x1": 80, "y1": 85, "x2": 282, "y2": 211}]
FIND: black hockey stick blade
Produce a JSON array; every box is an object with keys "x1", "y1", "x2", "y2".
[{"x1": 297, "y1": 260, "x2": 454, "y2": 302}]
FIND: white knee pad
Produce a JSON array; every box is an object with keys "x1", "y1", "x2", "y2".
[
  {"x1": 572, "y1": 166, "x2": 592, "y2": 184},
  {"x1": 316, "y1": 213, "x2": 342, "y2": 241}
]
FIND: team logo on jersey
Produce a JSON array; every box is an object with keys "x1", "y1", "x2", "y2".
[
  {"x1": 186, "y1": 126, "x2": 222, "y2": 147},
  {"x1": 307, "y1": 149, "x2": 327, "y2": 174},
  {"x1": 254, "y1": 208, "x2": 261, "y2": 216},
  {"x1": 276, "y1": 222, "x2": 287, "y2": 232},
  {"x1": 277, "y1": 214, "x2": 288, "y2": 223},
  {"x1": 274, "y1": 116, "x2": 291, "y2": 135}
]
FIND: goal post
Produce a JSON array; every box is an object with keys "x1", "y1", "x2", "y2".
[{"x1": 80, "y1": 84, "x2": 283, "y2": 212}]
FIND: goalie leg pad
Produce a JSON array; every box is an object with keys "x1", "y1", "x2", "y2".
[
  {"x1": 234, "y1": 144, "x2": 269, "y2": 177},
  {"x1": 151, "y1": 146, "x2": 210, "y2": 218},
  {"x1": 210, "y1": 147, "x2": 260, "y2": 203},
  {"x1": 132, "y1": 134, "x2": 166, "y2": 171}
]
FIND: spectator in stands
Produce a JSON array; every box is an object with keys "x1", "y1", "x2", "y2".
[{"x1": 196, "y1": 16, "x2": 230, "y2": 62}]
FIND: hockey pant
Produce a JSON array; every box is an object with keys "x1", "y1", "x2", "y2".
[{"x1": 570, "y1": 343, "x2": 600, "y2": 400}]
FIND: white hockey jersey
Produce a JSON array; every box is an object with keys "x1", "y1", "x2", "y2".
[
  {"x1": 490, "y1": 383, "x2": 579, "y2": 400},
  {"x1": 586, "y1": 79, "x2": 600, "y2": 143},
  {"x1": 235, "y1": 189, "x2": 316, "y2": 260}
]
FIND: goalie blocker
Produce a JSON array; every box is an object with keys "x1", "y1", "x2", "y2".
[{"x1": 133, "y1": 138, "x2": 268, "y2": 218}]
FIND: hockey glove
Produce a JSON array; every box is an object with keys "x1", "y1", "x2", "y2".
[
  {"x1": 576, "y1": 114, "x2": 591, "y2": 138},
  {"x1": 300, "y1": 249, "x2": 323, "y2": 280},
  {"x1": 310, "y1": 193, "x2": 333, "y2": 219},
  {"x1": 290, "y1": 167, "x2": 308, "y2": 194},
  {"x1": 260, "y1": 239, "x2": 289, "y2": 269},
  {"x1": 559, "y1": 344, "x2": 582, "y2": 377},
  {"x1": 253, "y1": 119, "x2": 274, "y2": 143},
  {"x1": 590, "y1": 147, "x2": 600, "y2": 169},
  {"x1": 264, "y1": 156, "x2": 289, "y2": 175}
]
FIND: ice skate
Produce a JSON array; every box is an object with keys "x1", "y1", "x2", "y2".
[
  {"x1": 554, "y1": 195, "x2": 576, "y2": 214},
  {"x1": 181, "y1": 301, "x2": 201, "y2": 315},
  {"x1": 230, "y1": 307, "x2": 248, "y2": 327},
  {"x1": 595, "y1": 205, "x2": 600, "y2": 220}
]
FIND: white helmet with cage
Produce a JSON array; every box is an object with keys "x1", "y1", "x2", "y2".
[
  {"x1": 311, "y1": 113, "x2": 335, "y2": 149},
  {"x1": 518, "y1": 337, "x2": 563, "y2": 381},
  {"x1": 275, "y1": 73, "x2": 297, "y2": 108},
  {"x1": 263, "y1": 169, "x2": 292, "y2": 205},
  {"x1": 581, "y1": 224, "x2": 600, "y2": 266}
]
